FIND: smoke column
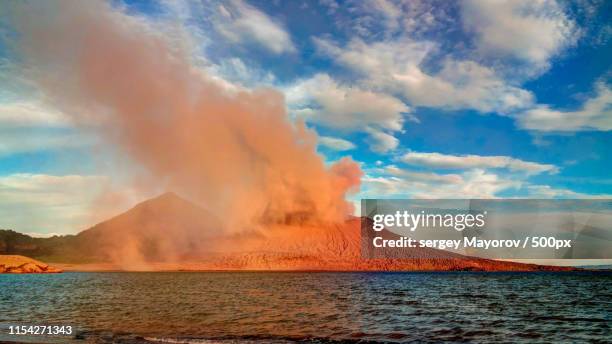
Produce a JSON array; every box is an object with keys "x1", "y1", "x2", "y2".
[
  {"x1": 4, "y1": 1, "x2": 361, "y2": 256},
  {"x1": 4, "y1": 1, "x2": 361, "y2": 226}
]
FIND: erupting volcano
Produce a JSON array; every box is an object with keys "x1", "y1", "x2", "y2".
[
  {"x1": 0, "y1": 192, "x2": 574, "y2": 272},
  {"x1": 0, "y1": 2, "x2": 578, "y2": 272}
]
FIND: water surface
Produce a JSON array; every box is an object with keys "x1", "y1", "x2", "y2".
[{"x1": 0, "y1": 272, "x2": 610, "y2": 343}]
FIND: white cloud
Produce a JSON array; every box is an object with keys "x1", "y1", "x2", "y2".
[
  {"x1": 285, "y1": 73, "x2": 410, "y2": 153},
  {"x1": 355, "y1": 150, "x2": 611, "y2": 201},
  {"x1": 462, "y1": 0, "x2": 577, "y2": 70},
  {"x1": 395, "y1": 59, "x2": 534, "y2": 113},
  {"x1": 0, "y1": 101, "x2": 71, "y2": 128},
  {"x1": 333, "y1": 0, "x2": 450, "y2": 40},
  {"x1": 0, "y1": 173, "x2": 151, "y2": 235},
  {"x1": 401, "y1": 151, "x2": 558, "y2": 175},
  {"x1": 286, "y1": 73, "x2": 411, "y2": 130},
  {"x1": 316, "y1": 38, "x2": 534, "y2": 114},
  {"x1": 318, "y1": 136, "x2": 355, "y2": 151},
  {"x1": 362, "y1": 168, "x2": 521, "y2": 199},
  {"x1": 0, "y1": 101, "x2": 95, "y2": 156},
  {"x1": 214, "y1": 0, "x2": 295, "y2": 54},
  {"x1": 399, "y1": 1, "x2": 450, "y2": 36},
  {"x1": 518, "y1": 82, "x2": 612, "y2": 131},
  {"x1": 365, "y1": 128, "x2": 399, "y2": 153},
  {"x1": 314, "y1": 37, "x2": 432, "y2": 80},
  {"x1": 208, "y1": 57, "x2": 276, "y2": 87},
  {"x1": 363, "y1": 0, "x2": 403, "y2": 32},
  {"x1": 526, "y1": 184, "x2": 612, "y2": 199},
  {"x1": 21, "y1": 231, "x2": 66, "y2": 238},
  {"x1": 0, "y1": 174, "x2": 107, "y2": 234},
  {"x1": 360, "y1": 160, "x2": 609, "y2": 201},
  {"x1": 320, "y1": 0, "x2": 340, "y2": 14},
  {"x1": 384, "y1": 164, "x2": 464, "y2": 184},
  {"x1": 0, "y1": 129, "x2": 92, "y2": 157}
]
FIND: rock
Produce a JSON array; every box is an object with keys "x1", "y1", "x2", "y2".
[
  {"x1": 19, "y1": 262, "x2": 44, "y2": 273},
  {"x1": 45, "y1": 266, "x2": 63, "y2": 273},
  {"x1": 0, "y1": 255, "x2": 63, "y2": 273}
]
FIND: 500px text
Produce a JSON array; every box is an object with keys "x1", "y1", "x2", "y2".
[{"x1": 372, "y1": 236, "x2": 573, "y2": 250}]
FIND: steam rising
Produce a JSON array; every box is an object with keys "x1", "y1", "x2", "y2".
[{"x1": 5, "y1": 2, "x2": 361, "y2": 231}]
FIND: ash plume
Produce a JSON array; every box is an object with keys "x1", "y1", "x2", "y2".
[{"x1": 3, "y1": 1, "x2": 362, "y2": 265}]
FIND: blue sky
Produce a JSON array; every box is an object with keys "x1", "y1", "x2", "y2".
[{"x1": 0, "y1": 0, "x2": 610, "y2": 235}]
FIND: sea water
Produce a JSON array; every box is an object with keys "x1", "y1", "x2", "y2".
[{"x1": 0, "y1": 271, "x2": 610, "y2": 343}]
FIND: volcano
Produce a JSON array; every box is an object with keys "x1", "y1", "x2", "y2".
[
  {"x1": 74, "y1": 192, "x2": 224, "y2": 263},
  {"x1": 0, "y1": 193, "x2": 574, "y2": 271}
]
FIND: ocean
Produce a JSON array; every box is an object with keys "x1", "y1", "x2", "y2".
[{"x1": 0, "y1": 271, "x2": 610, "y2": 343}]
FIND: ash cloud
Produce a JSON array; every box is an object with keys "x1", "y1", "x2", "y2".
[{"x1": 3, "y1": 1, "x2": 361, "y2": 264}]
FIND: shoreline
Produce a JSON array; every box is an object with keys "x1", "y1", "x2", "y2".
[{"x1": 53, "y1": 263, "x2": 591, "y2": 273}]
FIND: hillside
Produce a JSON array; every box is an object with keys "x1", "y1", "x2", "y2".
[
  {"x1": 72, "y1": 192, "x2": 223, "y2": 262},
  {"x1": 201, "y1": 218, "x2": 573, "y2": 271},
  {"x1": 0, "y1": 229, "x2": 74, "y2": 260},
  {"x1": 0, "y1": 193, "x2": 574, "y2": 271},
  {"x1": 1, "y1": 192, "x2": 223, "y2": 263}
]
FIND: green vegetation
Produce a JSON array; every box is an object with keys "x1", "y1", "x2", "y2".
[{"x1": 0, "y1": 229, "x2": 103, "y2": 263}]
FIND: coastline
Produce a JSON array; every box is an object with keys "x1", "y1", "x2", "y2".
[{"x1": 52, "y1": 261, "x2": 579, "y2": 273}]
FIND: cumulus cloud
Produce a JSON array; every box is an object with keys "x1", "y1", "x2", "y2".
[
  {"x1": 360, "y1": 160, "x2": 609, "y2": 200},
  {"x1": 395, "y1": 59, "x2": 534, "y2": 113},
  {"x1": 358, "y1": 157, "x2": 604, "y2": 200},
  {"x1": 518, "y1": 82, "x2": 612, "y2": 131},
  {"x1": 314, "y1": 37, "x2": 431, "y2": 80},
  {"x1": 214, "y1": 0, "x2": 295, "y2": 54},
  {"x1": 401, "y1": 151, "x2": 559, "y2": 175},
  {"x1": 362, "y1": 168, "x2": 521, "y2": 199},
  {"x1": 308, "y1": 0, "x2": 586, "y2": 136},
  {"x1": 315, "y1": 38, "x2": 534, "y2": 114},
  {"x1": 286, "y1": 73, "x2": 410, "y2": 153},
  {"x1": 355, "y1": 148, "x2": 585, "y2": 200},
  {"x1": 365, "y1": 128, "x2": 400, "y2": 153},
  {"x1": 462, "y1": 0, "x2": 577, "y2": 70},
  {"x1": 286, "y1": 73, "x2": 411, "y2": 130},
  {"x1": 318, "y1": 136, "x2": 356, "y2": 151}
]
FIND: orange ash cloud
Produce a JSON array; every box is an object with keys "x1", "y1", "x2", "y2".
[{"x1": 9, "y1": 1, "x2": 362, "y2": 233}]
